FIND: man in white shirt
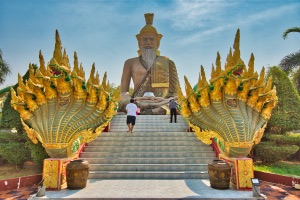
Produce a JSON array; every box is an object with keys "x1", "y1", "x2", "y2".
[{"x1": 126, "y1": 98, "x2": 138, "y2": 133}]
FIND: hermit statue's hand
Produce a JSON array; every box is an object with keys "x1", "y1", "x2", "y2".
[{"x1": 135, "y1": 96, "x2": 177, "y2": 109}]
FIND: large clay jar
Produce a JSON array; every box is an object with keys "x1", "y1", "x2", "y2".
[
  {"x1": 208, "y1": 159, "x2": 231, "y2": 189},
  {"x1": 66, "y1": 159, "x2": 89, "y2": 189}
]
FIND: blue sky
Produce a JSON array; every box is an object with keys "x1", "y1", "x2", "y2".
[{"x1": 0, "y1": 0, "x2": 299, "y2": 91}]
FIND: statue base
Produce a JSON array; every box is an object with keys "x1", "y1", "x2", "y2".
[
  {"x1": 43, "y1": 158, "x2": 70, "y2": 190},
  {"x1": 219, "y1": 154, "x2": 254, "y2": 190},
  {"x1": 42, "y1": 144, "x2": 86, "y2": 190}
]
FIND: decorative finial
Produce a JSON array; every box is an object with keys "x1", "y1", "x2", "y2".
[{"x1": 144, "y1": 13, "x2": 154, "y2": 25}]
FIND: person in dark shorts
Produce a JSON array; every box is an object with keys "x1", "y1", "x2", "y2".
[{"x1": 126, "y1": 98, "x2": 138, "y2": 133}]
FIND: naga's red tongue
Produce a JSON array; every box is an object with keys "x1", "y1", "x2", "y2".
[
  {"x1": 50, "y1": 69, "x2": 61, "y2": 75},
  {"x1": 233, "y1": 68, "x2": 243, "y2": 76}
]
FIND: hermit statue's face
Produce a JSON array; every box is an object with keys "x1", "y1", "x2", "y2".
[{"x1": 140, "y1": 33, "x2": 158, "y2": 50}]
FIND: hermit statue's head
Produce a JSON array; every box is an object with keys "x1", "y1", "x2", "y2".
[{"x1": 136, "y1": 13, "x2": 163, "y2": 56}]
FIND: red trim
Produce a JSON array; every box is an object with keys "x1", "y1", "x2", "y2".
[
  {"x1": 77, "y1": 143, "x2": 86, "y2": 156},
  {"x1": 0, "y1": 174, "x2": 42, "y2": 191},
  {"x1": 103, "y1": 123, "x2": 110, "y2": 132},
  {"x1": 254, "y1": 171, "x2": 300, "y2": 187},
  {"x1": 210, "y1": 138, "x2": 220, "y2": 157}
]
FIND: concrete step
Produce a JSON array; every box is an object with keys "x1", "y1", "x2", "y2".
[
  {"x1": 88, "y1": 171, "x2": 209, "y2": 179},
  {"x1": 99, "y1": 132, "x2": 195, "y2": 137},
  {"x1": 83, "y1": 145, "x2": 213, "y2": 152},
  {"x1": 111, "y1": 115, "x2": 186, "y2": 120},
  {"x1": 88, "y1": 163, "x2": 208, "y2": 171},
  {"x1": 80, "y1": 151, "x2": 216, "y2": 158},
  {"x1": 95, "y1": 136, "x2": 199, "y2": 142},
  {"x1": 87, "y1": 140, "x2": 203, "y2": 146},
  {"x1": 83, "y1": 157, "x2": 215, "y2": 164},
  {"x1": 109, "y1": 115, "x2": 189, "y2": 132},
  {"x1": 109, "y1": 128, "x2": 189, "y2": 132},
  {"x1": 81, "y1": 114, "x2": 217, "y2": 180}
]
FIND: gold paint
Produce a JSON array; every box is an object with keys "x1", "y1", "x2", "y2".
[
  {"x1": 261, "y1": 95, "x2": 278, "y2": 119},
  {"x1": 247, "y1": 87, "x2": 264, "y2": 108},
  {"x1": 253, "y1": 123, "x2": 267, "y2": 145},
  {"x1": 177, "y1": 85, "x2": 191, "y2": 117},
  {"x1": 151, "y1": 83, "x2": 169, "y2": 87},
  {"x1": 185, "y1": 76, "x2": 200, "y2": 113},
  {"x1": 190, "y1": 123, "x2": 224, "y2": 145},
  {"x1": 237, "y1": 80, "x2": 251, "y2": 102},
  {"x1": 17, "y1": 74, "x2": 39, "y2": 112},
  {"x1": 224, "y1": 77, "x2": 238, "y2": 95},
  {"x1": 97, "y1": 86, "x2": 109, "y2": 111},
  {"x1": 178, "y1": 29, "x2": 277, "y2": 158},
  {"x1": 197, "y1": 67, "x2": 210, "y2": 107},
  {"x1": 44, "y1": 143, "x2": 69, "y2": 149},
  {"x1": 11, "y1": 30, "x2": 119, "y2": 158},
  {"x1": 225, "y1": 141, "x2": 253, "y2": 148},
  {"x1": 10, "y1": 88, "x2": 33, "y2": 120},
  {"x1": 86, "y1": 64, "x2": 99, "y2": 104},
  {"x1": 27, "y1": 79, "x2": 47, "y2": 106},
  {"x1": 21, "y1": 119, "x2": 38, "y2": 144},
  {"x1": 236, "y1": 159, "x2": 253, "y2": 188},
  {"x1": 56, "y1": 76, "x2": 72, "y2": 94},
  {"x1": 210, "y1": 78, "x2": 224, "y2": 101},
  {"x1": 43, "y1": 160, "x2": 60, "y2": 188}
]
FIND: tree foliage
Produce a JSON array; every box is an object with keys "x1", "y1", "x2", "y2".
[
  {"x1": 279, "y1": 51, "x2": 300, "y2": 74},
  {"x1": 292, "y1": 67, "x2": 300, "y2": 94},
  {"x1": 279, "y1": 26, "x2": 300, "y2": 94},
  {"x1": 282, "y1": 26, "x2": 300, "y2": 40},
  {"x1": 0, "y1": 49, "x2": 11, "y2": 85},
  {"x1": 254, "y1": 141, "x2": 299, "y2": 164},
  {"x1": 0, "y1": 64, "x2": 48, "y2": 166},
  {"x1": 266, "y1": 66, "x2": 300, "y2": 133},
  {"x1": 0, "y1": 131, "x2": 31, "y2": 168}
]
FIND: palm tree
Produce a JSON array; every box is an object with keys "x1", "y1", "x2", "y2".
[
  {"x1": 282, "y1": 27, "x2": 300, "y2": 40},
  {"x1": 279, "y1": 27, "x2": 300, "y2": 94},
  {"x1": 0, "y1": 49, "x2": 11, "y2": 85}
]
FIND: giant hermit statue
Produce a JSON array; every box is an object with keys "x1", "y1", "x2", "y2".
[
  {"x1": 120, "y1": 13, "x2": 180, "y2": 114},
  {"x1": 10, "y1": 30, "x2": 120, "y2": 158}
]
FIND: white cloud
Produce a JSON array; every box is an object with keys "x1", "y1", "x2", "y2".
[
  {"x1": 173, "y1": 2, "x2": 300, "y2": 46},
  {"x1": 169, "y1": 0, "x2": 233, "y2": 30}
]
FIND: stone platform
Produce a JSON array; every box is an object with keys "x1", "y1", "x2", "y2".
[{"x1": 32, "y1": 179, "x2": 266, "y2": 199}]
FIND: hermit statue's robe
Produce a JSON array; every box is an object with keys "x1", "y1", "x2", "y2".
[{"x1": 133, "y1": 56, "x2": 179, "y2": 98}]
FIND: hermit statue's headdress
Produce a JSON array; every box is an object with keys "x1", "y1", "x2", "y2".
[{"x1": 136, "y1": 13, "x2": 163, "y2": 56}]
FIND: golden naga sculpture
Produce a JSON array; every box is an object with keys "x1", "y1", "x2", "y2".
[
  {"x1": 177, "y1": 29, "x2": 278, "y2": 158},
  {"x1": 10, "y1": 30, "x2": 120, "y2": 158}
]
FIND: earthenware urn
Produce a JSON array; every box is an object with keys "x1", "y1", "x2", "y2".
[
  {"x1": 177, "y1": 29, "x2": 278, "y2": 158},
  {"x1": 11, "y1": 30, "x2": 120, "y2": 158}
]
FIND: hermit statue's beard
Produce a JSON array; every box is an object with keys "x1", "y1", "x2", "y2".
[{"x1": 141, "y1": 48, "x2": 156, "y2": 68}]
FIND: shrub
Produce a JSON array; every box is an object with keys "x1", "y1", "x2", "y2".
[
  {"x1": 26, "y1": 140, "x2": 49, "y2": 167},
  {"x1": 0, "y1": 64, "x2": 48, "y2": 166},
  {"x1": 253, "y1": 141, "x2": 299, "y2": 164},
  {"x1": 0, "y1": 131, "x2": 31, "y2": 168},
  {"x1": 0, "y1": 91, "x2": 22, "y2": 130},
  {"x1": 266, "y1": 66, "x2": 300, "y2": 133},
  {"x1": 265, "y1": 132, "x2": 300, "y2": 146}
]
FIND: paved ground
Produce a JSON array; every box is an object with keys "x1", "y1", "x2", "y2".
[{"x1": 0, "y1": 180, "x2": 299, "y2": 200}]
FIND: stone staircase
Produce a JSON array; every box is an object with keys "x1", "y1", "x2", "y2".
[{"x1": 80, "y1": 115, "x2": 217, "y2": 179}]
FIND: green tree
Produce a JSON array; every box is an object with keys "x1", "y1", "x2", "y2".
[
  {"x1": 266, "y1": 66, "x2": 300, "y2": 133},
  {"x1": 282, "y1": 27, "x2": 300, "y2": 40},
  {"x1": 0, "y1": 49, "x2": 12, "y2": 85},
  {"x1": 0, "y1": 64, "x2": 48, "y2": 167},
  {"x1": 279, "y1": 26, "x2": 300, "y2": 94}
]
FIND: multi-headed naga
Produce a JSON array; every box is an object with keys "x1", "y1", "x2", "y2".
[
  {"x1": 11, "y1": 30, "x2": 120, "y2": 158},
  {"x1": 178, "y1": 29, "x2": 278, "y2": 158}
]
